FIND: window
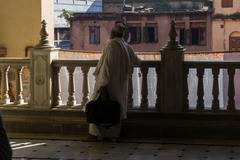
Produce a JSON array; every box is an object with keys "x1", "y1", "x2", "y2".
[
  {"x1": 54, "y1": 28, "x2": 70, "y2": 49},
  {"x1": 191, "y1": 29, "x2": 199, "y2": 45},
  {"x1": 178, "y1": 27, "x2": 206, "y2": 46},
  {"x1": 179, "y1": 28, "x2": 185, "y2": 45},
  {"x1": 190, "y1": 28, "x2": 206, "y2": 45},
  {"x1": 89, "y1": 26, "x2": 100, "y2": 44},
  {"x1": 127, "y1": 24, "x2": 141, "y2": 44},
  {"x1": 222, "y1": 0, "x2": 233, "y2": 8},
  {"x1": 143, "y1": 23, "x2": 158, "y2": 43}
]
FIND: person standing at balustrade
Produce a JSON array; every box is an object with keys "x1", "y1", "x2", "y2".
[
  {"x1": 0, "y1": 112, "x2": 12, "y2": 159},
  {"x1": 85, "y1": 21, "x2": 140, "y2": 141}
]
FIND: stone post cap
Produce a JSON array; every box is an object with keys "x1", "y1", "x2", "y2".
[
  {"x1": 35, "y1": 20, "x2": 53, "y2": 49},
  {"x1": 161, "y1": 20, "x2": 184, "y2": 51},
  {"x1": 169, "y1": 20, "x2": 177, "y2": 43}
]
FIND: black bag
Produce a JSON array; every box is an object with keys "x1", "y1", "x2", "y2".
[{"x1": 85, "y1": 92, "x2": 121, "y2": 127}]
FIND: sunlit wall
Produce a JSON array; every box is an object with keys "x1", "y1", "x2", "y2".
[
  {"x1": 0, "y1": 0, "x2": 54, "y2": 57},
  {"x1": 212, "y1": 0, "x2": 240, "y2": 51}
]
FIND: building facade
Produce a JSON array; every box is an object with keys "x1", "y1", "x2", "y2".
[
  {"x1": 70, "y1": 11, "x2": 212, "y2": 52},
  {"x1": 70, "y1": 0, "x2": 212, "y2": 52},
  {"x1": 54, "y1": 0, "x2": 102, "y2": 48},
  {"x1": 212, "y1": 0, "x2": 240, "y2": 51}
]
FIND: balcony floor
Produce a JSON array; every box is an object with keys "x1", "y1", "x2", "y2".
[{"x1": 11, "y1": 138, "x2": 240, "y2": 160}]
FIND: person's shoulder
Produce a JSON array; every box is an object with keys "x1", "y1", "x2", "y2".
[
  {"x1": 126, "y1": 44, "x2": 134, "y2": 52},
  {"x1": 107, "y1": 38, "x2": 121, "y2": 47}
]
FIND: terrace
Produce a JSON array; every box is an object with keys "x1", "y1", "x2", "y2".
[{"x1": 1, "y1": 21, "x2": 240, "y2": 142}]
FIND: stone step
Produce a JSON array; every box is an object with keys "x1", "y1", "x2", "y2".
[
  {"x1": 2, "y1": 108, "x2": 88, "y2": 136},
  {"x1": 2, "y1": 108, "x2": 240, "y2": 140}
]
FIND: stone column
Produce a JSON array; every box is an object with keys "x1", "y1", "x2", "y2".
[
  {"x1": 160, "y1": 20, "x2": 185, "y2": 113},
  {"x1": 30, "y1": 20, "x2": 59, "y2": 109}
]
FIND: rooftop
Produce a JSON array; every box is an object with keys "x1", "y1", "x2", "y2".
[
  {"x1": 72, "y1": 11, "x2": 210, "y2": 21},
  {"x1": 103, "y1": 0, "x2": 212, "y2": 13}
]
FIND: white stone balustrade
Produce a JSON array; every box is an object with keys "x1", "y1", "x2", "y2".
[
  {"x1": 52, "y1": 59, "x2": 162, "y2": 111},
  {"x1": 0, "y1": 58, "x2": 30, "y2": 105},
  {"x1": 184, "y1": 61, "x2": 240, "y2": 112},
  {"x1": 1, "y1": 49, "x2": 240, "y2": 114}
]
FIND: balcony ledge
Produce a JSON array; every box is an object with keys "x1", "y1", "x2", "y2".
[{"x1": 2, "y1": 107, "x2": 240, "y2": 141}]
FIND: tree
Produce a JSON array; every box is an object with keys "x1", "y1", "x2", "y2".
[{"x1": 58, "y1": 9, "x2": 74, "y2": 24}]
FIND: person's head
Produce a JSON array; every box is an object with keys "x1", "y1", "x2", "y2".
[{"x1": 110, "y1": 20, "x2": 127, "y2": 39}]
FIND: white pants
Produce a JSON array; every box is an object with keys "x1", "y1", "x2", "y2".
[{"x1": 89, "y1": 122, "x2": 122, "y2": 138}]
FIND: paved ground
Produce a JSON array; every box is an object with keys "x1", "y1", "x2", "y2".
[{"x1": 11, "y1": 139, "x2": 240, "y2": 160}]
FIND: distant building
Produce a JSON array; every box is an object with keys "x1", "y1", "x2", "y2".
[
  {"x1": 70, "y1": 10, "x2": 212, "y2": 52},
  {"x1": 212, "y1": 0, "x2": 240, "y2": 51},
  {"x1": 54, "y1": 0, "x2": 102, "y2": 49},
  {"x1": 70, "y1": 0, "x2": 212, "y2": 52}
]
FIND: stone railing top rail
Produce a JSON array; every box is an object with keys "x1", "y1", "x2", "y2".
[
  {"x1": 60, "y1": 49, "x2": 240, "y2": 55},
  {"x1": 0, "y1": 58, "x2": 30, "y2": 65},
  {"x1": 52, "y1": 59, "x2": 98, "y2": 67},
  {"x1": 59, "y1": 49, "x2": 240, "y2": 61},
  {"x1": 185, "y1": 50, "x2": 240, "y2": 54},
  {"x1": 60, "y1": 49, "x2": 158, "y2": 55},
  {"x1": 53, "y1": 59, "x2": 160, "y2": 67},
  {"x1": 185, "y1": 61, "x2": 240, "y2": 68}
]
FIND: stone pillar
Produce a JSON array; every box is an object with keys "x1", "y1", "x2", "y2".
[
  {"x1": 160, "y1": 20, "x2": 185, "y2": 113},
  {"x1": 30, "y1": 20, "x2": 59, "y2": 108}
]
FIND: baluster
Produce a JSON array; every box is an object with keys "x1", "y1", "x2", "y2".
[
  {"x1": 15, "y1": 65, "x2": 24, "y2": 105},
  {"x1": 183, "y1": 67, "x2": 189, "y2": 111},
  {"x1": 140, "y1": 66, "x2": 149, "y2": 110},
  {"x1": 1, "y1": 65, "x2": 10, "y2": 104},
  {"x1": 127, "y1": 67, "x2": 134, "y2": 109},
  {"x1": 227, "y1": 68, "x2": 235, "y2": 111},
  {"x1": 81, "y1": 66, "x2": 90, "y2": 106},
  {"x1": 212, "y1": 67, "x2": 220, "y2": 111},
  {"x1": 197, "y1": 67, "x2": 204, "y2": 111},
  {"x1": 67, "y1": 66, "x2": 76, "y2": 107},
  {"x1": 155, "y1": 66, "x2": 161, "y2": 110},
  {"x1": 52, "y1": 66, "x2": 62, "y2": 106},
  {"x1": 27, "y1": 66, "x2": 32, "y2": 105}
]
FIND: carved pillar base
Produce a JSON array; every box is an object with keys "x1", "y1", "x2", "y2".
[{"x1": 30, "y1": 47, "x2": 59, "y2": 108}]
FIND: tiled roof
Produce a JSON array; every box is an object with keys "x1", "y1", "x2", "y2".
[
  {"x1": 103, "y1": 0, "x2": 212, "y2": 12},
  {"x1": 72, "y1": 11, "x2": 210, "y2": 21}
]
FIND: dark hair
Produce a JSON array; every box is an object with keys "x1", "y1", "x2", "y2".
[
  {"x1": 115, "y1": 20, "x2": 126, "y2": 26},
  {"x1": 110, "y1": 20, "x2": 127, "y2": 39},
  {"x1": 110, "y1": 30, "x2": 124, "y2": 38}
]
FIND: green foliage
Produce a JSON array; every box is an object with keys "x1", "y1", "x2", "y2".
[{"x1": 58, "y1": 9, "x2": 74, "y2": 23}]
